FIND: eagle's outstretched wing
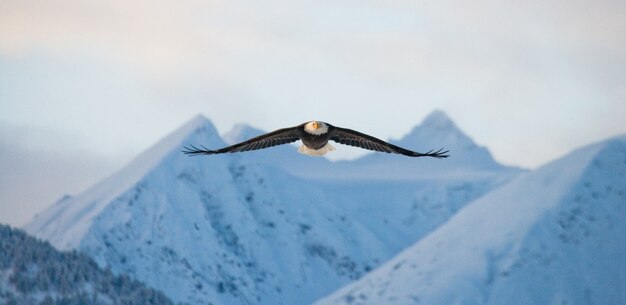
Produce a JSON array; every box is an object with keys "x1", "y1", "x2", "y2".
[
  {"x1": 329, "y1": 126, "x2": 449, "y2": 158},
  {"x1": 182, "y1": 125, "x2": 303, "y2": 155}
]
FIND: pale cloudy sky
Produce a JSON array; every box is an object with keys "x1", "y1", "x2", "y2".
[{"x1": 1, "y1": 0, "x2": 625, "y2": 226}]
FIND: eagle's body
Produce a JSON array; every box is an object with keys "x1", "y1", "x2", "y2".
[
  {"x1": 297, "y1": 121, "x2": 335, "y2": 155},
  {"x1": 183, "y1": 121, "x2": 449, "y2": 158}
]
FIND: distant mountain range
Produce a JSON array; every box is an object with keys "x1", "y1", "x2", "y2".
[
  {"x1": 19, "y1": 111, "x2": 625, "y2": 305},
  {"x1": 23, "y1": 111, "x2": 518, "y2": 305},
  {"x1": 0, "y1": 224, "x2": 179, "y2": 305}
]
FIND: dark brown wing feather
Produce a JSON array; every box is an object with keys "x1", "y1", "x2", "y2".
[
  {"x1": 183, "y1": 125, "x2": 303, "y2": 155},
  {"x1": 329, "y1": 126, "x2": 449, "y2": 158}
]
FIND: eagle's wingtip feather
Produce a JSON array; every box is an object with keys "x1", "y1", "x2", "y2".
[
  {"x1": 182, "y1": 144, "x2": 217, "y2": 156},
  {"x1": 432, "y1": 148, "x2": 450, "y2": 158}
]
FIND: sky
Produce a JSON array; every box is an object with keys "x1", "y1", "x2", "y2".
[{"x1": 1, "y1": 0, "x2": 625, "y2": 226}]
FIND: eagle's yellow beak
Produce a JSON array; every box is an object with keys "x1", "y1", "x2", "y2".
[{"x1": 312, "y1": 121, "x2": 319, "y2": 129}]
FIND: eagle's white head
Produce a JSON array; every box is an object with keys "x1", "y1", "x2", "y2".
[{"x1": 304, "y1": 121, "x2": 329, "y2": 135}]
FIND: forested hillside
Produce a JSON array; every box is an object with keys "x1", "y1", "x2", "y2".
[{"x1": 0, "y1": 224, "x2": 181, "y2": 305}]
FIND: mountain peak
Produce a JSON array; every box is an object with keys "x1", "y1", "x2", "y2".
[
  {"x1": 375, "y1": 109, "x2": 514, "y2": 171},
  {"x1": 176, "y1": 114, "x2": 215, "y2": 138},
  {"x1": 396, "y1": 110, "x2": 476, "y2": 151},
  {"x1": 420, "y1": 109, "x2": 455, "y2": 129},
  {"x1": 128, "y1": 114, "x2": 222, "y2": 172},
  {"x1": 24, "y1": 114, "x2": 224, "y2": 250},
  {"x1": 187, "y1": 113, "x2": 211, "y2": 127}
]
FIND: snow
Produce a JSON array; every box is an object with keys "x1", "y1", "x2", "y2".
[
  {"x1": 23, "y1": 111, "x2": 522, "y2": 305},
  {"x1": 314, "y1": 135, "x2": 626, "y2": 305}
]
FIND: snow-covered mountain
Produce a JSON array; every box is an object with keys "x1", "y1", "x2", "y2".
[
  {"x1": 314, "y1": 135, "x2": 626, "y2": 305},
  {"x1": 24, "y1": 111, "x2": 520, "y2": 305},
  {"x1": 343, "y1": 110, "x2": 515, "y2": 179}
]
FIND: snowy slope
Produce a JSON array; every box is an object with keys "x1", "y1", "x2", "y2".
[
  {"x1": 314, "y1": 135, "x2": 626, "y2": 305},
  {"x1": 24, "y1": 112, "x2": 520, "y2": 305}
]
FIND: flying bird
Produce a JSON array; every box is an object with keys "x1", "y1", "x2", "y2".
[{"x1": 183, "y1": 121, "x2": 449, "y2": 158}]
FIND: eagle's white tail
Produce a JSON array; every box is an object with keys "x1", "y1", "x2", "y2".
[{"x1": 298, "y1": 143, "x2": 336, "y2": 156}]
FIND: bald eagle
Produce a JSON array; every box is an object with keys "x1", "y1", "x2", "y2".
[{"x1": 183, "y1": 121, "x2": 449, "y2": 158}]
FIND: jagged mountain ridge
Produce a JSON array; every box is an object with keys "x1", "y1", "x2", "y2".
[
  {"x1": 394, "y1": 110, "x2": 479, "y2": 152},
  {"x1": 392, "y1": 110, "x2": 496, "y2": 165},
  {"x1": 0, "y1": 224, "x2": 178, "y2": 305},
  {"x1": 314, "y1": 135, "x2": 626, "y2": 305},
  {"x1": 24, "y1": 111, "x2": 520, "y2": 305}
]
